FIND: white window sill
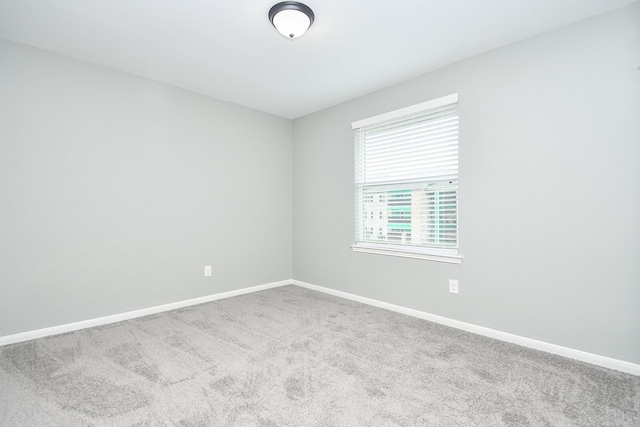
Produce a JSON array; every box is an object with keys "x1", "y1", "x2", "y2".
[{"x1": 351, "y1": 243, "x2": 462, "y2": 264}]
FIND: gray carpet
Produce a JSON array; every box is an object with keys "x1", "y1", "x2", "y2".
[{"x1": 0, "y1": 285, "x2": 638, "y2": 426}]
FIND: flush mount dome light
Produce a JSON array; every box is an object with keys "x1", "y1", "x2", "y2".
[{"x1": 269, "y1": 2, "x2": 314, "y2": 39}]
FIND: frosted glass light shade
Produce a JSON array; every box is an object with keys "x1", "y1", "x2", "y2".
[
  {"x1": 269, "y1": 2, "x2": 315, "y2": 39},
  {"x1": 273, "y1": 10, "x2": 310, "y2": 38}
]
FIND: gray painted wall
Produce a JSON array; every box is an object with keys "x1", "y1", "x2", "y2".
[
  {"x1": 0, "y1": 39, "x2": 292, "y2": 336},
  {"x1": 292, "y1": 4, "x2": 640, "y2": 364}
]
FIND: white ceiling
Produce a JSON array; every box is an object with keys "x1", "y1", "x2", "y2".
[{"x1": 0, "y1": 0, "x2": 637, "y2": 119}]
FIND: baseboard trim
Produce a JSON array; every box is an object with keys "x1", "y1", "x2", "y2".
[
  {"x1": 0, "y1": 279, "x2": 293, "y2": 347},
  {"x1": 293, "y1": 280, "x2": 640, "y2": 376},
  {"x1": 3, "y1": 278, "x2": 637, "y2": 375}
]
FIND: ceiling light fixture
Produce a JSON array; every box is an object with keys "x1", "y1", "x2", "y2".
[{"x1": 268, "y1": 2, "x2": 314, "y2": 39}]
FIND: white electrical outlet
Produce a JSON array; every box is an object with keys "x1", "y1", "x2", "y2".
[
  {"x1": 449, "y1": 279, "x2": 459, "y2": 294},
  {"x1": 204, "y1": 265, "x2": 212, "y2": 277}
]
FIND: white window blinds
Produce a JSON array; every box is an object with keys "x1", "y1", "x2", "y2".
[{"x1": 352, "y1": 94, "x2": 460, "y2": 263}]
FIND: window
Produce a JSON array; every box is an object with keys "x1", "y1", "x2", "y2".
[{"x1": 351, "y1": 94, "x2": 461, "y2": 263}]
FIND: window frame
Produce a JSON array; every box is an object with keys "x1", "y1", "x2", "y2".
[{"x1": 350, "y1": 94, "x2": 462, "y2": 264}]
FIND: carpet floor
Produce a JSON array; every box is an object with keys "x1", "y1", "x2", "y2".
[{"x1": 0, "y1": 285, "x2": 638, "y2": 426}]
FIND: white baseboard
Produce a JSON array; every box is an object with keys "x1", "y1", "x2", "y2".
[
  {"x1": 2, "y1": 278, "x2": 637, "y2": 376},
  {"x1": 0, "y1": 279, "x2": 293, "y2": 347},
  {"x1": 293, "y1": 280, "x2": 640, "y2": 376}
]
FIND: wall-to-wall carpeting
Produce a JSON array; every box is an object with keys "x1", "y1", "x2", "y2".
[{"x1": 1, "y1": 286, "x2": 638, "y2": 426}]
